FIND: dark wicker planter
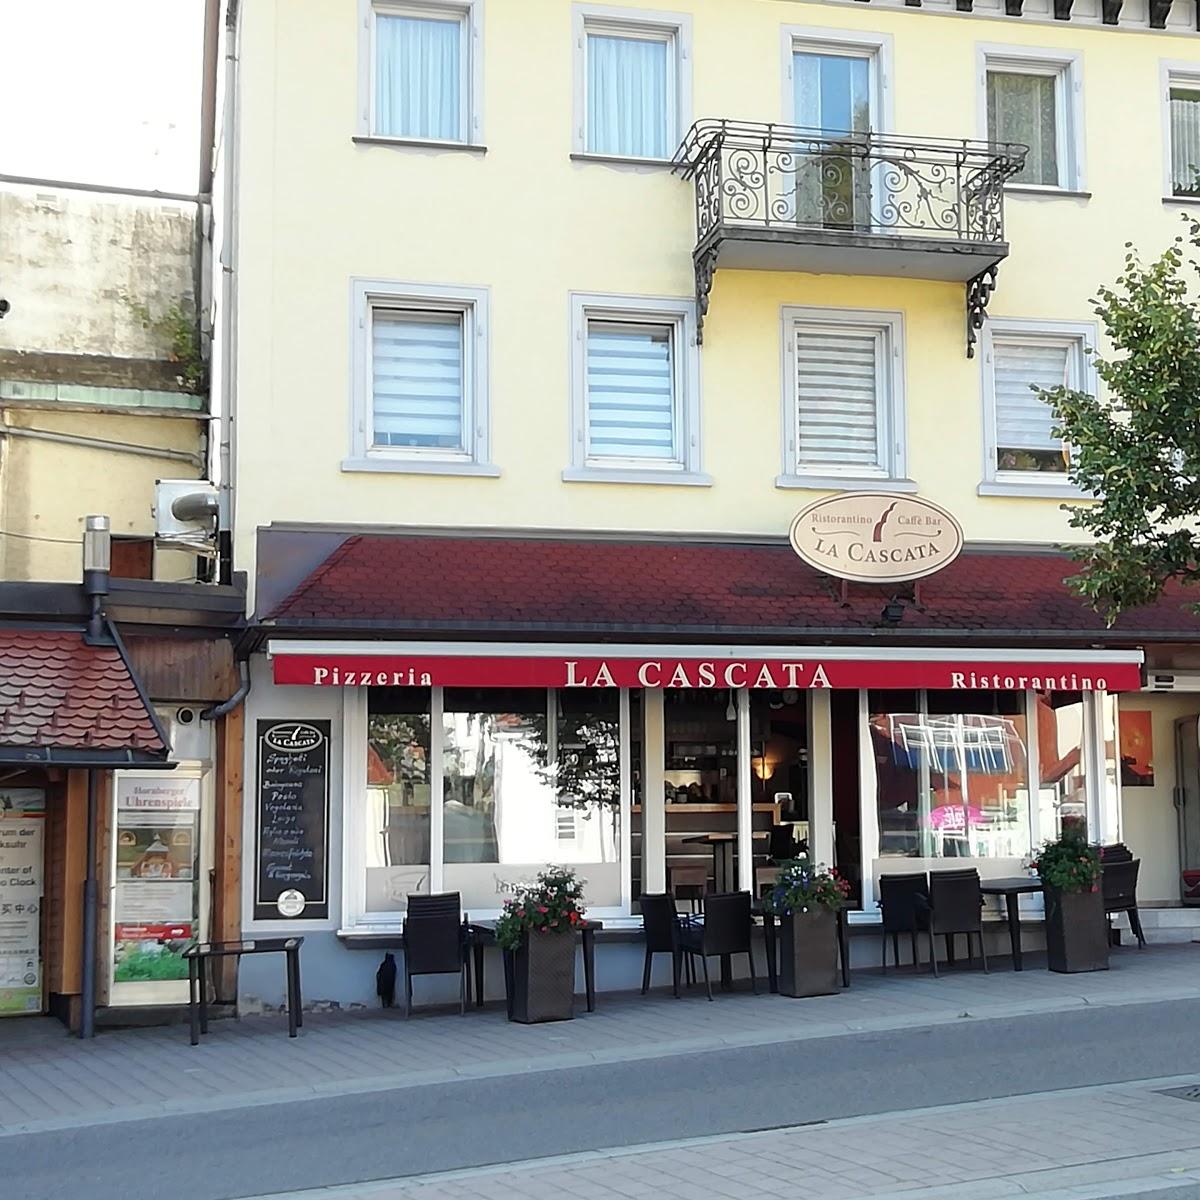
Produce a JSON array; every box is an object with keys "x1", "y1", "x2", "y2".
[
  {"x1": 778, "y1": 908, "x2": 840, "y2": 998},
  {"x1": 509, "y1": 929, "x2": 576, "y2": 1023},
  {"x1": 1044, "y1": 885, "x2": 1109, "y2": 974}
]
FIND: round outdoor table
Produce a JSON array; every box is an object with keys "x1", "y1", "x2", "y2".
[{"x1": 979, "y1": 877, "x2": 1042, "y2": 970}]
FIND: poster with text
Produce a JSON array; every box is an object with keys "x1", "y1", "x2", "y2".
[
  {"x1": 1119, "y1": 711, "x2": 1155, "y2": 788},
  {"x1": 0, "y1": 790, "x2": 45, "y2": 1015}
]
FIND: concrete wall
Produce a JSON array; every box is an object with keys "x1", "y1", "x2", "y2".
[
  {"x1": 0, "y1": 186, "x2": 208, "y2": 581},
  {"x1": 232, "y1": 0, "x2": 1200, "y2": 595}
]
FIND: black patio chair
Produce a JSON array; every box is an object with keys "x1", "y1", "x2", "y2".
[
  {"x1": 677, "y1": 890, "x2": 757, "y2": 1001},
  {"x1": 1100, "y1": 843, "x2": 1134, "y2": 865},
  {"x1": 403, "y1": 892, "x2": 470, "y2": 1016},
  {"x1": 928, "y1": 868, "x2": 987, "y2": 976},
  {"x1": 877, "y1": 872, "x2": 930, "y2": 971},
  {"x1": 640, "y1": 893, "x2": 683, "y2": 998},
  {"x1": 1102, "y1": 857, "x2": 1146, "y2": 947}
]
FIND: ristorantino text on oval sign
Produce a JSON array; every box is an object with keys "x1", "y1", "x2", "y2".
[
  {"x1": 788, "y1": 492, "x2": 965, "y2": 583},
  {"x1": 264, "y1": 722, "x2": 324, "y2": 753}
]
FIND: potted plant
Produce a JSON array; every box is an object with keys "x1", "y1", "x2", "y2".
[
  {"x1": 1032, "y1": 834, "x2": 1108, "y2": 973},
  {"x1": 495, "y1": 866, "x2": 585, "y2": 1023},
  {"x1": 764, "y1": 859, "x2": 850, "y2": 998}
]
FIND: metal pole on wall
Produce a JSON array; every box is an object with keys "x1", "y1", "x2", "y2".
[{"x1": 80, "y1": 769, "x2": 98, "y2": 1039}]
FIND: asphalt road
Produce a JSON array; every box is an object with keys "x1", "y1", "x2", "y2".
[{"x1": 11, "y1": 997, "x2": 1200, "y2": 1200}]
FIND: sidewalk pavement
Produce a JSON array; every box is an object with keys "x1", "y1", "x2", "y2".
[
  {"x1": 2, "y1": 942, "x2": 1199, "y2": 1137},
  {"x1": 247, "y1": 1076, "x2": 1200, "y2": 1200}
]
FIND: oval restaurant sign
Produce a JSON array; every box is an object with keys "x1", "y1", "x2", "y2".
[{"x1": 788, "y1": 492, "x2": 964, "y2": 583}]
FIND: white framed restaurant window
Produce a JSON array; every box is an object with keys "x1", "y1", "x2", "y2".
[
  {"x1": 572, "y1": 4, "x2": 692, "y2": 162},
  {"x1": 344, "y1": 278, "x2": 497, "y2": 477},
  {"x1": 978, "y1": 317, "x2": 1094, "y2": 498},
  {"x1": 358, "y1": 0, "x2": 484, "y2": 146},
  {"x1": 978, "y1": 45, "x2": 1086, "y2": 194},
  {"x1": 565, "y1": 292, "x2": 707, "y2": 486},
  {"x1": 777, "y1": 305, "x2": 911, "y2": 492},
  {"x1": 341, "y1": 686, "x2": 634, "y2": 930},
  {"x1": 1161, "y1": 62, "x2": 1200, "y2": 200}
]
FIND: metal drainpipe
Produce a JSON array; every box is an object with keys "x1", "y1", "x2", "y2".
[
  {"x1": 202, "y1": 659, "x2": 251, "y2": 721},
  {"x1": 80, "y1": 769, "x2": 99, "y2": 1039}
]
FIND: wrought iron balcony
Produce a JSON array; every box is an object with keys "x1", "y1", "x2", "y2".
[{"x1": 673, "y1": 120, "x2": 1027, "y2": 354}]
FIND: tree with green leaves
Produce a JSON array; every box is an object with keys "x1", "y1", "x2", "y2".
[{"x1": 1043, "y1": 220, "x2": 1200, "y2": 623}]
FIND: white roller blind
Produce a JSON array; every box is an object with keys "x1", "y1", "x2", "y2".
[
  {"x1": 586, "y1": 320, "x2": 677, "y2": 461},
  {"x1": 1170, "y1": 88, "x2": 1200, "y2": 196},
  {"x1": 372, "y1": 310, "x2": 465, "y2": 451},
  {"x1": 794, "y1": 327, "x2": 882, "y2": 470},
  {"x1": 993, "y1": 338, "x2": 1070, "y2": 455}
]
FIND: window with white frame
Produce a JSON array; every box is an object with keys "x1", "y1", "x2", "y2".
[
  {"x1": 364, "y1": 1, "x2": 480, "y2": 143},
  {"x1": 573, "y1": 6, "x2": 691, "y2": 160},
  {"x1": 982, "y1": 320, "x2": 1093, "y2": 486},
  {"x1": 781, "y1": 307, "x2": 905, "y2": 485},
  {"x1": 1165, "y1": 68, "x2": 1200, "y2": 198},
  {"x1": 981, "y1": 48, "x2": 1083, "y2": 191},
  {"x1": 349, "y1": 280, "x2": 492, "y2": 472},
  {"x1": 567, "y1": 294, "x2": 703, "y2": 483}
]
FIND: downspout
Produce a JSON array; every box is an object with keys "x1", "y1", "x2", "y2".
[
  {"x1": 80, "y1": 769, "x2": 99, "y2": 1039},
  {"x1": 202, "y1": 658, "x2": 251, "y2": 721},
  {"x1": 216, "y1": 0, "x2": 241, "y2": 586}
]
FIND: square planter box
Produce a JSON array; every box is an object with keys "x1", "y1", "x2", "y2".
[
  {"x1": 778, "y1": 908, "x2": 840, "y2": 998},
  {"x1": 509, "y1": 929, "x2": 576, "y2": 1023},
  {"x1": 1044, "y1": 885, "x2": 1109, "y2": 974}
]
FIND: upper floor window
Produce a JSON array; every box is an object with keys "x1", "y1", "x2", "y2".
[
  {"x1": 980, "y1": 319, "x2": 1095, "y2": 497},
  {"x1": 980, "y1": 46, "x2": 1084, "y2": 192},
  {"x1": 573, "y1": 6, "x2": 691, "y2": 161},
  {"x1": 779, "y1": 306, "x2": 909, "y2": 491},
  {"x1": 1165, "y1": 67, "x2": 1200, "y2": 198},
  {"x1": 364, "y1": 1, "x2": 481, "y2": 144},
  {"x1": 346, "y1": 279, "x2": 496, "y2": 476},
  {"x1": 566, "y1": 293, "x2": 706, "y2": 485}
]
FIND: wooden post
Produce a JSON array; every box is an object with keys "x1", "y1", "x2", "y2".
[{"x1": 212, "y1": 706, "x2": 244, "y2": 1002}]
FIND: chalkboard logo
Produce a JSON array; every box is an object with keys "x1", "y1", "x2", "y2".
[
  {"x1": 277, "y1": 889, "x2": 306, "y2": 918},
  {"x1": 264, "y1": 723, "x2": 324, "y2": 753}
]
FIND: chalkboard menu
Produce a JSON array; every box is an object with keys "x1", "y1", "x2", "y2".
[{"x1": 254, "y1": 719, "x2": 330, "y2": 921}]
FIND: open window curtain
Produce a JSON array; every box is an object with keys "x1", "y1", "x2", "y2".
[
  {"x1": 993, "y1": 340, "x2": 1069, "y2": 466},
  {"x1": 372, "y1": 311, "x2": 465, "y2": 450},
  {"x1": 587, "y1": 34, "x2": 669, "y2": 158},
  {"x1": 794, "y1": 327, "x2": 881, "y2": 470},
  {"x1": 987, "y1": 71, "x2": 1057, "y2": 186},
  {"x1": 375, "y1": 14, "x2": 462, "y2": 141},
  {"x1": 1171, "y1": 91, "x2": 1200, "y2": 196},
  {"x1": 586, "y1": 321, "x2": 676, "y2": 461}
]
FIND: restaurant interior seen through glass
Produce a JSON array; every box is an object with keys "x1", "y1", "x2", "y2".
[{"x1": 360, "y1": 683, "x2": 1118, "y2": 919}]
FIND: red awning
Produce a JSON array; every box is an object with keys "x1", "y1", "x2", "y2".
[
  {"x1": 271, "y1": 643, "x2": 1143, "y2": 692},
  {"x1": 0, "y1": 627, "x2": 170, "y2": 766}
]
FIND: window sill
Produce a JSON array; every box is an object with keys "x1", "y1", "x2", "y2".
[
  {"x1": 569, "y1": 152, "x2": 677, "y2": 170},
  {"x1": 562, "y1": 466, "x2": 713, "y2": 487},
  {"x1": 775, "y1": 474, "x2": 918, "y2": 493},
  {"x1": 342, "y1": 457, "x2": 501, "y2": 478},
  {"x1": 352, "y1": 135, "x2": 487, "y2": 154},
  {"x1": 977, "y1": 479, "x2": 1085, "y2": 499},
  {"x1": 1003, "y1": 185, "x2": 1091, "y2": 200}
]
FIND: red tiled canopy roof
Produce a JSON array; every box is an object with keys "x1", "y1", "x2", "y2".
[
  {"x1": 266, "y1": 533, "x2": 1200, "y2": 643},
  {"x1": 0, "y1": 628, "x2": 169, "y2": 764}
]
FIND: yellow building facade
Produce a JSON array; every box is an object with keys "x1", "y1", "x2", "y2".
[{"x1": 230, "y1": 0, "x2": 1200, "y2": 1006}]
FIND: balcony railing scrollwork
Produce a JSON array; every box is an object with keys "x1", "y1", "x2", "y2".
[{"x1": 673, "y1": 120, "x2": 1028, "y2": 355}]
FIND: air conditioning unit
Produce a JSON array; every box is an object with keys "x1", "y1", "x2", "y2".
[
  {"x1": 1144, "y1": 670, "x2": 1200, "y2": 692},
  {"x1": 154, "y1": 479, "x2": 218, "y2": 548}
]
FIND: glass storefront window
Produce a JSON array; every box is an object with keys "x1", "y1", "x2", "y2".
[
  {"x1": 442, "y1": 688, "x2": 622, "y2": 911},
  {"x1": 365, "y1": 688, "x2": 431, "y2": 913},
  {"x1": 1037, "y1": 692, "x2": 1088, "y2": 840},
  {"x1": 871, "y1": 690, "x2": 1031, "y2": 860}
]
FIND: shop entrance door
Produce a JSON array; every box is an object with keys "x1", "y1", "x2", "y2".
[
  {"x1": 1174, "y1": 717, "x2": 1200, "y2": 904},
  {"x1": 0, "y1": 789, "x2": 45, "y2": 1016}
]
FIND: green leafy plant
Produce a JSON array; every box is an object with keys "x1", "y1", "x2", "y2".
[
  {"x1": 1030, "y1": 834, "x2": 1101, "y2": 895},
  {"x1": 763, "y1": 858, "x2": 851, "y2": 915},
  {"x1": 495, "y1": 866, "x2": 586, "y2": 950},
  {"x1": 1041, "y1": 219, "x2": 1200, "y2": 622},
  {"x1": 129, "y1": 298, "x2": 207, "y2": 392}
]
